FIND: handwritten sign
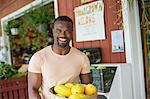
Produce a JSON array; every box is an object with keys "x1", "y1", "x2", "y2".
[
  {"x1": 80, "y1": 0, "x2": 93, "y2": 4},
  {"x1": 74, "y1": 1, "x2": 105, "y2": 42}
]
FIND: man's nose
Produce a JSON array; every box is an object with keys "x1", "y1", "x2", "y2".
[{"x1": 60, "y1": 31, "x2": 66, "y2": 36}]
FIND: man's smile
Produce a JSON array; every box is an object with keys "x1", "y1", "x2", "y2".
[{"x1": 58, "y1": 38, "x2": 67, "y2": 43}]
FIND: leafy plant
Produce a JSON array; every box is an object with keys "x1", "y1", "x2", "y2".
[
  {"x1": 24, "y1": 4, "x2": 54, "y2": 26},
  {"x1": 20, "y1": 4, "x2": 54, "y2": 51},
  {"x1": 4, "y1": 19, "x2": 21, "y2": 35},
  {"x1": 5, "y1": 3, "x2": 54, "y2": 66},
  {"x1": 140, "y1": 0, "x2": 150, "y2": 30},
  {"x1": 0, "y1": 62, "x2": 27, "y2": 80},
  {"x1": 0, "y1": 62, "x2": 17, "y2": 80}
]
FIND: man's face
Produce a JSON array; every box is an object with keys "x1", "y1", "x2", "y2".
[{"x1": 53, "y1": 21, "x2": 73, "y2": 48}]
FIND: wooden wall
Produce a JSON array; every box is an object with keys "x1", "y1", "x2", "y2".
[
  {"x1": 0, "y1": 0, "x2": 126, "y2": 63},
  {"x1": 0, "y1": 0, "x2": 33, "y2": 18},
  {"x1": 57, "y1": 0, "x2": 126, "y2": 63}
]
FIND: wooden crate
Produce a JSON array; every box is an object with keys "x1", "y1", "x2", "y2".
[{"x1": 0, "y1": 77, "x2": 28, "y2": 99}]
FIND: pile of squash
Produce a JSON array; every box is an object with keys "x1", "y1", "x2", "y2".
[{"x1": 52, "y1": 83, "x2": 97, "y2": 99}]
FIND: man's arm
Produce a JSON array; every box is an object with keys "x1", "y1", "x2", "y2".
[
  {"x1": 28, "y1": 72, "x2": 42, "y2": 99},
  {"x1": 80, "y1": 73, "x2": 92, "y2": 84}
]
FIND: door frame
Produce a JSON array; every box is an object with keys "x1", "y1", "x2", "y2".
[{"x1": 121, "y1": 0, "x2": 146, "y2": 99}]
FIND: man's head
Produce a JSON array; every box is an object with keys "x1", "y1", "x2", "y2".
[{"x1": 52, "y1": 16, "x2": 73, "y2": 48}]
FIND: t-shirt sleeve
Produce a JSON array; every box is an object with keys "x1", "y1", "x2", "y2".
[
  {"x1": 81, "y1": 53, "x2": 91, "y2": 74},
  {"x1": 28, "y1": 53, "x2": 42, "y2": 73}
]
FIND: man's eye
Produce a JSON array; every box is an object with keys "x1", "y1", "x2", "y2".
[
  {"x1": 65, "y1": 31, "x2": 70, "y2": 34},
  {"x1": 56, "y1": 29, "x2": 61, "y2": 33}
]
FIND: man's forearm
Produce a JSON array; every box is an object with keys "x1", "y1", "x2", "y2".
[
  {"x1": 80, "y1": 73, "x2": 92, "y2": 84},
  {"x1": 29, "y1": 89, "x2": 41, "y2": 99}
]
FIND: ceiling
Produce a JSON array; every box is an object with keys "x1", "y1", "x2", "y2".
[{"x1": 0, "y1": 0, "x2": 16, "y2": 11}]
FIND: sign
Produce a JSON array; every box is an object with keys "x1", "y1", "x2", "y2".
[
  {"x1": 74, "y1": 1, "x2": 105, "y2": 42},
  {"x1": 111, "y1": 30, "x2": 124, "y2": 52},
  {"x1": 80, "y1": 0, "x2": 93, "y2": 4}
]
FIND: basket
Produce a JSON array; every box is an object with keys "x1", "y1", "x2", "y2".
[
  {"x1": 0, "y1": 77, "x2": 28, "y2": 99},
  {"x1": 48, "y1": 87, "x2": 97, "y2": 99}
]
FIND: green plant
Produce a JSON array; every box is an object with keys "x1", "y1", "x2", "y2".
[
  {"x1": 19, "y1": 4, "x2": 54, "y2": 51},
  {"x1": 5, "y1": 19, "x2": 21, "y2": 35},
  {"x1": 0, "y1": 62, "x2": 27, "y2": 80},
  {"x1": 126, "y1": 0, "x2": 150, "y2": 30},
  {"x1": 0, "y1": 62, "x2": 17, "y2": 80},
  {"x1": 17, "y1": 3, "x2": 54, "y2": 48},
  {"x1": 140, "y1": 0, "x2": 150, "y2": 30},
  {"x1": 6, "y1": 3, "x2": 54, "y2": 66},
  {"x1": 24, "y1": 4, "x2": 54, "y2": 26},
  {"x1": 30, "y1": 33, "x2": 49, "y2": 52}
]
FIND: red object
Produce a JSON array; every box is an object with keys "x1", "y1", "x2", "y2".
[
  {"x1": 0, "y1": 77, "x2": 28, "y2": 99},
  {"x1": 57, "y1": 0, "x2": 126, "y2": 63}
]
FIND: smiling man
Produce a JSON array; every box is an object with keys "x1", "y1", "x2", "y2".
[{"x1": 28, "y1": 16, "x2": 92, "y2": 99}]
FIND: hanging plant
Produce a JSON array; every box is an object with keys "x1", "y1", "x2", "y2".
[
  {"x1": 35, "y1": 4, "x2": 55, "y2": 33},
  {"x1": 5, "y1": 19, "x2": 21, "y2": 35},
  {"x1": 24, "y1": 4, "x2": 55, "y2": 27},
  {"x1": 6, "y1": 3, "x2": 55, "y2": 66},
  {"x1": 10, "y1": 28, "x2": 18, "y2": 35},
  {"x1": 140, "y1": 0, "x2": 150, "y2": 30}
]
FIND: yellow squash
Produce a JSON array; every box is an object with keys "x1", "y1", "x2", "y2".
[
  {"x1": 54, "y1": 84, "x2": 71, "y2": 97},
  {"x1": 65, "y1": 83, "x2": 74, "y2": 89},
  {"x1": 71, "y1": 84, "x2": 84, "y2": 94},
  {"x1": 85, "y1": 84, "x2": 97, "y2": 95},
  {"x1": 69, "y1": 94, "x2": 87, "y2": 99}
]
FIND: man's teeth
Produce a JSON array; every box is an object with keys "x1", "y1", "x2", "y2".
[{"x1": 59, "y1": 38, "x2": 67, "y2": 42}]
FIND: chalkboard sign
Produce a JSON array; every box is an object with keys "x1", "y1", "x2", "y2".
[{"x1": 79, "y1": 48, "x2": 101, "y2": 64}]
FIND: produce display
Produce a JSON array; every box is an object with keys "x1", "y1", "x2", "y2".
[{"x1": 51, "y1": 83, "x2": 97, "y2": 99}]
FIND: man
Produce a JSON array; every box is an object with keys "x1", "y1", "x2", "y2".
[{"x1": 28, "y1": 16, "x2": 92, "y2": 99}]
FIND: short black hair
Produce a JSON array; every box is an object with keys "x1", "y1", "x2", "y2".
[{"x1": 53, "y1": 16, "x2": 73, "y2": 28}]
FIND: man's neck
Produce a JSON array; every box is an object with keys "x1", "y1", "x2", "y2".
[{"x1": 51, "y1": 45, "x2": 70, "y2": 55}]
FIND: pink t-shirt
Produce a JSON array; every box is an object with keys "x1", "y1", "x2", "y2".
[{"x1": 28, "y1": 45, "x2": 90, "y2": 98}]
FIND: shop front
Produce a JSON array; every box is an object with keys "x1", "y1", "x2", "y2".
[{"x1": 0, "y1": 0, "x2": 146, "y2": 99}]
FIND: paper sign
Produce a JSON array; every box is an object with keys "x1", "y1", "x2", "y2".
[
  {"x1": 111, "y1": 30, "x2": 124, "y2": 52},
  {"x1": 74, "y1": 1, "x2": 105, "y2": 42}
]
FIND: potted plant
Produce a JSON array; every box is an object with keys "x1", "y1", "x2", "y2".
[
  {"x1": 5, "y1": 19, "x2": 21, "y2": 35},
  {"x1": 11, "y1": 28, "x2": 18, "y2": 35}
]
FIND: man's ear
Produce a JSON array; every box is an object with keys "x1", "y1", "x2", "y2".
[
  {"x1": 52, "y1": 28, "x2": 54, "y2": 34},
  {"x1": 71, "y1": 34, "x2": 73, "y2": 40}
]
